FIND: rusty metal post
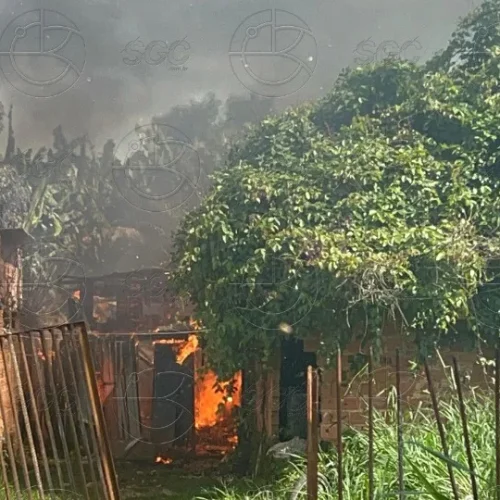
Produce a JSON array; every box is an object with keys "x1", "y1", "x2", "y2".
[
  {"x1": 78, "y1": 324, "x2": 121, "y2": 500},
  {"x1": 451, "y1": 357, "x2": 478, "y2": 500},
  {"x1": 306, "y1": 366, "x2": 318, "y2": 500},
  {"x1": 61, "y1": 326, "x2": 101, "y2": 499},
  {"x1": 40, "y1": 329, "x2": 77, "y2": 491},
  {"x1": 368, "y1": 347, "x2": 374, "y2": 500},
  {"x1": 396, "y1": 349, "x2": 403, "y2": 500},
  {"x1": 336, "y1": 348, "x2": 343, "y2": 500},
  {"x1": 496, "y1": 346, "x2": 500, "y2": 500},
  {"x1": 424, "y1": 358, "x2": 459, "y2": 500},
  {"x1": 50, "y1": 329, "x2": 90, "y2": 500},
  {"x1": 67, "y1": 326, "x2": 106, "y2": 496}
]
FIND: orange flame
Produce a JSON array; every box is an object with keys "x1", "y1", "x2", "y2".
[{"x1": 155, "y1": 456, "x2": 173, "y2": 464}]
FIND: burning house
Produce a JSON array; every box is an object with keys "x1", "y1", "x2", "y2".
[{"x1": 60, "y1": 268, "x2": 241, "y2": 462}]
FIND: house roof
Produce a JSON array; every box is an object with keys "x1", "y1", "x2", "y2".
[{"x1": 59, "y1": 267, "x2": 168, "y2": 285}]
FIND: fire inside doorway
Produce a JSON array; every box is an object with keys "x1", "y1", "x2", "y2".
[
  {"x1": 60, "y1": 268, "x2": 242, "y2": 464},
  {"x1": 89, "y1": 330, "x2": 242, "y2": 463}
]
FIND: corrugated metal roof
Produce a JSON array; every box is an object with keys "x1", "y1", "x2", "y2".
[{"x1": 0, "y1": 227, "x2": 33, "y2": 244}]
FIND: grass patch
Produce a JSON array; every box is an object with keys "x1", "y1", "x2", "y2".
[{"x1": 196, "y1": 392, "x2": 499, "y2": 499}]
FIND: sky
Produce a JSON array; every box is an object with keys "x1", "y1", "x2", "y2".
[{"x1": 0, "y1": 0, "x2": 477, "y2": 152}]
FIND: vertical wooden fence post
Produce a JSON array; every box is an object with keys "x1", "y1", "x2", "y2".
[
  {"x1": 368, "y1": 347, "x2": 374, "y2": 500},
  {"x1": 396, "y1": 349, "x2": 404, "y2": 500},
  {"x1": 78, "y1": 325, "x2": 121, "y2": 500},
  {"x1": 496, "y1": 346, "x2": 500, "y2": 500},
  {"x1": 307, "y1": 366, "x2": 319, "y2": 500}
]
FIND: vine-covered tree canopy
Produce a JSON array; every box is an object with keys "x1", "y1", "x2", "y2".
[{"x1": 172, "y1": 0, "x2": 500, "y2": 375}]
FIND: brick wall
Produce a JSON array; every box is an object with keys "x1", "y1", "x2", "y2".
[
  {"x1": 304, "y1": 331, "x2": 493, "y2": 442},
  {"x1": 254, "y1": 353, "x2": 281, "y2": 439}
]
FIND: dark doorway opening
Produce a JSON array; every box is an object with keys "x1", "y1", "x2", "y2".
[{"x1": 279, "y1": 337, "x2": 316, "y2": 441}]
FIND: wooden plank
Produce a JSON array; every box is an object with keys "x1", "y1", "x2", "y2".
[
  {"x1": 264, "y1": 371, "x2": 273, "y2": 437},
  {"x1": 307, "y1": 367, "x2": 319, "y2": 500},
  {"x1": 152, "y1": 344, "x2": 177, "y2": 452},
  {"x1": 119, "y1": 341, "x2": 129, "y2": 436},
  {"x1": 136, "y1": 341, "x2": 154, "y2": 443},
  {"x1": 255, "y1": 375, "x2": 264, "y2": 433},
  {"x1": 125, "y1": 339, "x2": 141, "y2": 440},
  {"x1": 103, "y1": 339, "x2": 118, "y2": 443}
]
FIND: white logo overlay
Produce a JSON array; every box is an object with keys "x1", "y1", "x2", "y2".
[
  {"x1": 18, "y1": 251, "x2": 86, "y2": 330},
  {"x1": 112, "y1": 124, "x2": 201, "y2": 213},
  {"x1": 0, "y1": 9, "x2": 85, "y2": 97},
  {"x1": 230, "y1": 255, "x2": 320, "y2": 332},
  {"x1": 229, "y1": 9, "x2": 317, "y2": 97}
]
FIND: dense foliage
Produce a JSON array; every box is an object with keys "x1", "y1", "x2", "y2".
[{"x1": 173, "y1": 0, "x2": 500, "y2": 376}]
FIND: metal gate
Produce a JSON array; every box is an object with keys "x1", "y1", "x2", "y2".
[{"x1": 0, "y1": 321, "x2": 120, "y2": 500}]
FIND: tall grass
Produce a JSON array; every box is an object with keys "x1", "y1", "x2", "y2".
[{"x1": 197, "y1": 392, "x2": 497, "y2": 499}]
